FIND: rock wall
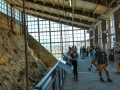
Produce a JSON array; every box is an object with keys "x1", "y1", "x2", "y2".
[
  {"x1": 0, "y1": 13, "x2": 58, "y2": 90},
  {"x1": 28, "y1": 34, "x2": 58, "y2": 69}
]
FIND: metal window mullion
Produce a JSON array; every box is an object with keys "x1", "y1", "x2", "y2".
[
  {"x1": 60, "y1": 23, "x2": 63, "y2": 57},
  {"x1": 72, "y1": 0, "x2": 74, "y2": 47},
  {"x1": 38, "y1": 17, "x2": 40, "y2": 42},
  {"x1": 49, "y1": 20, "x2": 52, "y2": 53},
  {"x1": 84, "y1": 29, "x2": 86, "y2": 47},
  {"x1": 6, "y1": 2, "x2": 8, "y2": 16}
]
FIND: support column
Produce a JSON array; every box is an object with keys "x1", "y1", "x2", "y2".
[
  {"x1": 101, "y1": 21, "x2": 107, "y2": 49},
  {"x1": 93, "y1": 30, "x2": 95, "y2": 46},
  {"x1": 95, "y1": 28, "x2": 98, "y2": 46},
  {"x1": 90, "y1": 30, "x2": 93, "y2": 46},
  {"x1": 38, "y1": 17, "x2": 40, "y2": 43},
  {"x1": 114, "y1": 9, "x2": 120, "y2": 42},
  {"x1": 84, "y1": 30, "x2": 86, "y2": 47},
  {"x1": 49, "y1": 20, "x2": 52, "y2": 53},
  {"x1": 60, "y1": 23, "x2": 63, "y2": 57},
  {"x1": 107, "y1": 17, "x2": 111, "y2": 49}
]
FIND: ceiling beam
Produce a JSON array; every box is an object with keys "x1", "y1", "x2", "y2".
[
  {"x1": 28, "y1": 13, "x2": 89, "y2": 30},
  {"x1": 87, "y1": 18, "x2": 91, "y2": 22},
  {"x1": 26, "y1": 0, "x2": 98, "y2": 19},
  {"x1": 83, "y1": 2, "x2": 86, "y2": 13},
  {"x1": 56, "y1": 10, "x2": 58, "y2": 16},
  {"x1": 51, "y1": 0, "x2": 55, "y2": 7},
  {"x1": 33, "y1": 0, "x2": 36, "y2": 3},
  {"x1": 48, "y1": 8, "x2": 51, "y2": 14},
  {"x1": 42, "y1": 0, "x2": 46, "y2": 5},
  {"x1": 93, "y1": 5, "x2": 98, "y2": 14},
  {"x1": 62, "y1": 0, "x2": 64, "y2": 8},
  {"x1": 14, "y1": 5, "x2": 92, "y2": 25},
  {"x1": 84, "y1": 0, "x2": 114, "y2": 7}
]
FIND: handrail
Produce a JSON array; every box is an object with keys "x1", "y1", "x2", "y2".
[
  {"x1": 34, "y1": 61, "x2": 59, "y2": 89},
  {"x1": 33, "y1": 60, "x2": 66, "y2": 90}
]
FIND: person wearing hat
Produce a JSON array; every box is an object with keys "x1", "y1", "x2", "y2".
[{"x1": 94, "y1": 47, "x2": 112, "y2": 82}]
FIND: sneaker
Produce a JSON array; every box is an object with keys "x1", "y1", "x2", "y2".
[
  {"x1": 100, "y1": 78, "x2": 104, "y2": 82},
  {"x1": 76, "y1": 78, "x2": 78, "y2": 81},
  {"x1": 88, "y1": 68, "x2": 91, "y2": 71},
  {"x1": 95, "y1": 69, "x2": 98, "y2": 71},
  {"x1": 107, "y1": 78, "x2": 112, "y2": 82}
]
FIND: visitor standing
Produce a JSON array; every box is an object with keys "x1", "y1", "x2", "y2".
[
  {"x1": 71, "y1": 51, "x2": 78, "y2": 81},
  {"x1": 80, "y1": 47, "x2": 83, "y2": 58},
  {"x1": 95, "y1": 47, "x2": 112, "y2": 82}
]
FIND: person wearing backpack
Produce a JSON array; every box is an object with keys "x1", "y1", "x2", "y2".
[{"x1": 95, "y1": 47, "x2": 112, "y2": 82}]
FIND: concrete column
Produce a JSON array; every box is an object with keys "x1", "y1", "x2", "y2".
[
  {"x1": 93, "y1": 30, "x2": 95, "y2": 46},
  {"x1": 101, "y1": 21, "x2": 107, "y2": 49},
  {"x1": 84, "y1": 30, "x2": 86, "y2": 47},
  {"x1": 114, "y1": 9, "x2": 120, "y2": 42},
  {"x1": 90, "y1": 30, "x2": 93, "y2": 46},
  {"x1": 107, "y1": 17, "x2": 111, "y2": 49},
  {"x1": 95, "y1": 28, "x2": 98, "y2": 45}
]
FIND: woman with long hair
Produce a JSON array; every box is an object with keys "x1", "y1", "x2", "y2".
[{"x1": 71, "y1": 50, "x2": 78, "y2": 80}]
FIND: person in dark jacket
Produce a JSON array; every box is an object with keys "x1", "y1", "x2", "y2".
[
  {"x1": 71, "y1": 51, "x2": 78, "y2": 81},
  {"x1": 82, "y1": 46, "x2": 86, "y2": 59},
  {"x1": 80, "y1": 47, "x2": 83, "y2": 58}
]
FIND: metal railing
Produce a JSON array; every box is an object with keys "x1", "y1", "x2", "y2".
[{"x1": 33, "y1": 61, "x2": 66, "y2": 90}]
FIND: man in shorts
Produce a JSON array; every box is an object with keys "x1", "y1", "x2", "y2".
[{"x1": 95, "y1": 47, "x2": 112, "y2": 82}]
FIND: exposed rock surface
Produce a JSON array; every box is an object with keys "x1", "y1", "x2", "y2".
[
  {"x1": 28, "y1": 34, "x2": 58, "y2": 69},
  {"x1": 0, "y1": 15, "x2": 58, "y2": 90}
]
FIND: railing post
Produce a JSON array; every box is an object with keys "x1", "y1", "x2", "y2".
[
  {"x1": 52, "y1": 78, "x2": 56, "y2": 90},
  {"x1": 58, "y1": 70, "x2": 60, "y2": 89},
  {"x1": 51, "y1": 71, "x2": 56, "y2": 90}
]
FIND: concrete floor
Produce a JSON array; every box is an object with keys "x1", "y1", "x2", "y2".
[{"x1": 61, "y1": 55, "x2": 120, "y2": 90}]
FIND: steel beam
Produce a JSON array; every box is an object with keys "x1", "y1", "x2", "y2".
[{"x1": 26, "y1": 0, "x2": 98, "y2": 19}]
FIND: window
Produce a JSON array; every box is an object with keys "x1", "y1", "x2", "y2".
[
  {"x1": 1, "y1": 0, "x2": 7, "y2": 14},
  {"x1": 8, "y1": 4, "x2": 11, "y2": 16},
  {"x1": 110, "y1": 14, "x2": 115, "y2": 49},
  {"x1": 27, "y1": 15, "x2": 87, "y2": 59}
]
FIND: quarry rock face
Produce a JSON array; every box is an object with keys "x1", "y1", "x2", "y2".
[
  {"x1": 28, "y1": 34, "x2": 58, "y2": 69},
  {"x1": 0, "y1": 15, "x2": 58, "y2": 90}
]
